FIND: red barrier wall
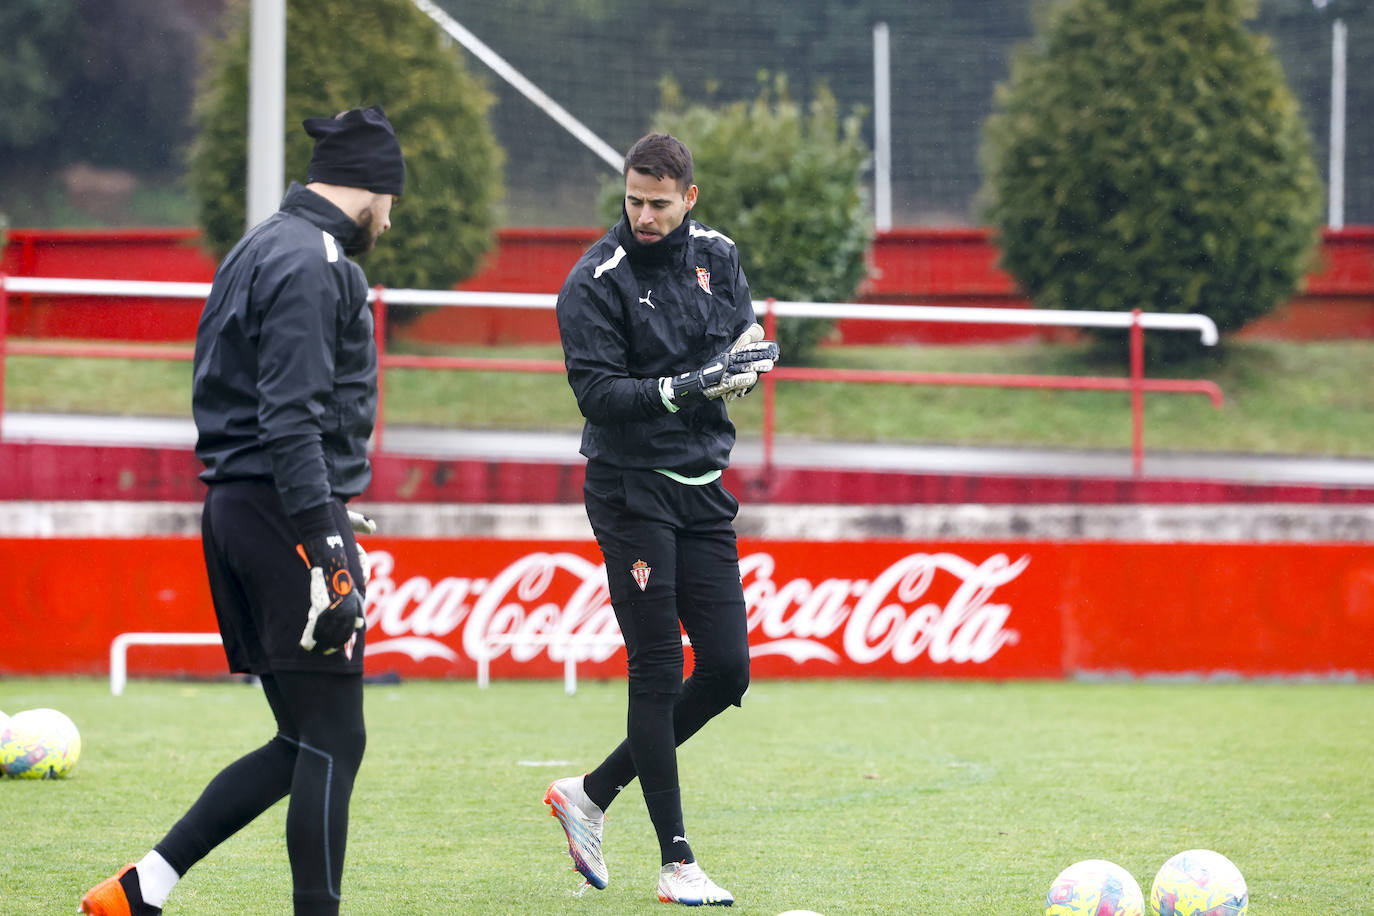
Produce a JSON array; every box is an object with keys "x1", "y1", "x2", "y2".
[
  {"x1": 1, "y1": 537, "x2": 1370, "y2": 681},
  {"x1": 5, "y1": 441, "x2": 1374, "y2": 505},
  {"x1": 4, "y1": 226, "x2": 1372, "y2": 344}
]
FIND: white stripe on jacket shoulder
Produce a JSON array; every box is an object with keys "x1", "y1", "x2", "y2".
[{"x1": 690, "y1": 223, "x2": 734, "y2": 246}]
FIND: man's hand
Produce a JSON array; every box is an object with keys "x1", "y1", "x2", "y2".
[
  {"x1": 298, "y1": 531, "x2": 365, "y2": 654},
  {"x1": 659, "y1": 323, "x2": 779, "y2": 409}
]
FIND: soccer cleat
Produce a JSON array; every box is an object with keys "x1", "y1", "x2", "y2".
[
  {"x1": 657, "y1": 860, "x2": 734, "y2": 907},
  {"x1": 544, "y1": 775, "x2": 608, "y2": 889},
  {"x1": 79, "y1": 864, "x2": 162, "y2": 916}
]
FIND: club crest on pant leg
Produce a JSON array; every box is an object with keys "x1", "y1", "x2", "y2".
[{"x1": 630, "y1": 559, "x2": 651, "y2": 592}]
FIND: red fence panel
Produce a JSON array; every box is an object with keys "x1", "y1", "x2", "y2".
[{"x1": 4, "y1": 226, "x2": 1371, "y2": 343}]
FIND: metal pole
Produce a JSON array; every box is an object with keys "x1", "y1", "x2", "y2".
[
  {"x1": 763, "y1": 299, "x2": 777, "y2": 473},
  {"x1": 0, "y1": 275, "x2": 8, "y2": 442},
  {"x1": 372, "y1": 285, "x2": 387, "y2": 454},
  {"x1": 1328, "y1": 17, "x2": 1347, "y2": 230},
  {"x1": 247, "y1": 0, "x2": 286, "y2": 229},
  {"x1": 873, "y1": 22, "x2": 892, "y2": 232},
  {"x1": 411, "y1": 0, "x2": 623, "y2": 172},
  {"x1": 1130, "y1": 309, "x2": 1144, "y2": 478}
]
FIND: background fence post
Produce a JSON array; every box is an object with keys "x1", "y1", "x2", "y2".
[
  {"x1": 1130, "y1": 307, "x2": 1144, "y2": 477},
  {"x1": 373, "y1": 284, "x2": 387, "y2": 454},
  {"x1": 0, "y1": 275, "x2": 8, "y2": 443},
  {"x1": 763, "y1": 298, "x2": 777, "y2": 474}
]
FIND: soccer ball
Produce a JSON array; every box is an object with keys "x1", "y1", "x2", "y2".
[
  {"x1": 1150, "y1": 849, "x2": 1248, "y2": 916},
  {"x1": 0, "y1": 707, "x2": 82, "y2": 779},
  {"x1": 1046, "y1": 859, "x2": 1145, "y2": 916}
]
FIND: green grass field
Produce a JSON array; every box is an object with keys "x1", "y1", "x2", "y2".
[
  {"x1": 7, "y1": 338, "x2": 1374, "y2": 456},
  {"x1": 3, "y1": 676, "x2": 1371, "y2": 914}
]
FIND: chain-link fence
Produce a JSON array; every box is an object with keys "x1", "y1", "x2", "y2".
[{"x1": 439, "y1": 0, "x2": 1370, "y2": 228}]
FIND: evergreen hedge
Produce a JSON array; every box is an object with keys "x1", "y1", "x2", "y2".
[
  {"x1": 616, "y1": 77, "x2": 871, "y2": 363},
  {"x1": 190, "y1": 0, "x2": 504, "y2": 292},
  {"x1": 980, "y1": 0, "x2": 1322, "y2": 358}
]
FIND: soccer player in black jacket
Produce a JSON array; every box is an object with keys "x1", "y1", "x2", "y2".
[
  {"x1": 546, "y1": 133, "x2": 779, "y2": 907},
  {"x1": 81, "y1": 106, "x2": 403, "y2": 916}
]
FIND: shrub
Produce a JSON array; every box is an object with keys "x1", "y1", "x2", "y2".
[
  {"x1": 190, "y1": 0, "x2": 504, "y2": 292},
  {"x1": 610, "y1": 76, "x2": 871, "y2": 364},
  {"x1": 980, "y1": 0, "x2": 1322, "y2": 359},
  {"x1": 0, "y1": 0, "x2": 76, "y2": 156}
]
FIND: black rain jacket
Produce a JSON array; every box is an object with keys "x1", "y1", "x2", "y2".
[
  {"x1": 192, "y1": 182, "x2": 377, "y2": 517},
  {"x1": 556, "y1": 212, "x2": 756, "y2": 476}
]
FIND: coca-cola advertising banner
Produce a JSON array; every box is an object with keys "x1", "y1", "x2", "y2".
[{"x1": 2, "y1": 537, "x2": 1371, "y2": 680}]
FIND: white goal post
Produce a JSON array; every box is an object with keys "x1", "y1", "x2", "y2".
[{"x1": 109, "y1": 632, "x2": 223, "y2": 696}]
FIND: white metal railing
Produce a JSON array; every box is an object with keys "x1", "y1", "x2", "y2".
[
  {"x1": 0, "y1": 276, "x2": 1223, "y2": 475},
  {"x1": 0, "y1": 276, "x2": 1219, "y2": 344}
]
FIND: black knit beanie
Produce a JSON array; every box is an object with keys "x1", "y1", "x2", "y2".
[{"x1": 304, "y1": 105, "x2": 405, "y2": 196}]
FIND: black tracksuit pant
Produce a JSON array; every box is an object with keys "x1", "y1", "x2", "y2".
[
  {"x1": 579, "y1": 461, "x2": 751, "y2": 866},
  {"x1": 154, "y1": 480, "x2": 367, "y2": 916}
]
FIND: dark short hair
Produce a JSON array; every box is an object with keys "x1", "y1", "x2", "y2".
[{"x1": 623, "y1": 133, "x2": 693, "y2": 192}]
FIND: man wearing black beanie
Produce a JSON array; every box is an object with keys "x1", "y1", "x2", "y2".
[{"x1": 81, "y1": 106, "x2": 405, "y2": 916}]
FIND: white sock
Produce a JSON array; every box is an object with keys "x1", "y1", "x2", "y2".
[{"x1": 135, "y1": 850, "x2": 179, "y2": 908}]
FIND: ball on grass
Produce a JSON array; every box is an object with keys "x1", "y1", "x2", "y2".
[
  {"x1": 1046, "y1": 858, "x2": 1144, "y2": 915},
  {"x1": 1150, "y1": 849, "x2": 1247, "y2": 916},
  {"x1": 1, "y1": 707, "x2": 82, "y2": 779}
]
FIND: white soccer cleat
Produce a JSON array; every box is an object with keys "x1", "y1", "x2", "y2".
[
  {"x1": 544, "y1": 775, "x2": 608, "y2": 889},
  {"x1": 657, "y1": 860, "x2": 734, "y2": 907}
]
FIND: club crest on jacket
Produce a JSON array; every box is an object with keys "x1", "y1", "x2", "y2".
[{"x1": 695, "y1": 266, "x2": 711, "y2": 295}]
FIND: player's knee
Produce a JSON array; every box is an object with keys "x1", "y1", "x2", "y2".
[
  {"x1": 724, "y1": 662, "x2": 750, "y2": 707},
  {"x1": 710, "y1": 654, "x2": 751, "y2": 707},
  {"x1": 302, "y1": 720, "x2": 366, "y2": 774},
  {"x1": 337, "y1": 721, "x2": 367, "y2": 770},
  {"x1": 627, "y1": 659, "x2": 684, "y2": 698},
  {"x1": 709, "y1": 628, "x2": 752, "y2": 695}
]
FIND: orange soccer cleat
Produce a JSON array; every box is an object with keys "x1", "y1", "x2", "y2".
[{"x1": 79, "y1": 863, "x2": 161, "y2": 916}]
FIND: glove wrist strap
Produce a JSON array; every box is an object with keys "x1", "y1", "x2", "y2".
[
  {"x1": 658, "y1": 376, "x2": 680, "y2": 413},
  {"x1": 290, "y1": 502, "x2": 336, "y2": 542}
]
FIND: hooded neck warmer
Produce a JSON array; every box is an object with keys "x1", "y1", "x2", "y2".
[{"x1": 619, "y1": 209, "x2": 693, "y2": 268}]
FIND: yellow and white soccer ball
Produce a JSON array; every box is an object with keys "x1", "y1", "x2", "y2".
[
  {"x1": 1046, "y1": 858, "x2": 1145, "y2": 916},
  {"x1": 1150, "y1": 849, "x2": 1248, "y2": 916},
  {"x1": 1, "y1": 707, "x2": 82, "y2": 779}
]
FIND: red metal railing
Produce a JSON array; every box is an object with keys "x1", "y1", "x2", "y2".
[
  {"x1": 0, "y1": 276, "x2": 1222, "y2": 477},
  {"x1": 758, "y1": 301, "x2": 1222, "y2": 476}
]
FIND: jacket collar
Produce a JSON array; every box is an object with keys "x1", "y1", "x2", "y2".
[
  {"x1": 615, "y1": 210, "x2": 692, "y2": 268},
  {"x1": 279, "y1": 181, "x2": 360, "y2": 244}
]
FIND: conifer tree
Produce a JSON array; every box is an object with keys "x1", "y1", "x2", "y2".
[
  {"x1": 190, "y1": 0, "x2": 504, "y2": 291},
  {"x1": 981, "y1": 0, "x2": 1322, "y2": 357}
]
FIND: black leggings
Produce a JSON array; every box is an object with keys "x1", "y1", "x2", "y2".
[
  {"x1": 581, "y1": 464, "x2": 750, "y2": 863},
  {"x1": 154, "y1": 671, "x2": 366, "y2": 916}
]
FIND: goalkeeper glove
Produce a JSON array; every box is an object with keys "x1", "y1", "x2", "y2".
[
  {"x1": 292, "y1": 505, "x2": 365, "y2": 654},
  {"x1": 347, "y1": 508, "x2": 374, "y2": 587},
  {"x1": 659, "y1": 323, "x2": 779, "y2": 410},
  {"x1": 347, "y1": 509, "x2": 376, "y2": 535}
]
